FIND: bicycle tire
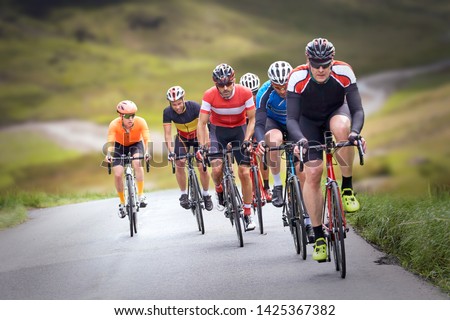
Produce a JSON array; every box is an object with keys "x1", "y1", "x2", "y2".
[
  {"x1": 190, "y1": 171, "x2": 205, "y2": 234},
  {"x1": 251, "y1": 166, "x2": 264, "y2": 234},
  {"x1": 226, "y1": 177, "x2": 243, "y2": 247},
  {"x1": 330, "y1": 181, "x2": 346, "y2": 278},
  {"x1": 291, "y1": 177, "x2": 307, "y2": 259},
  {"x1": 126, "y1": 175, "x2": 136, "y2": 237}
]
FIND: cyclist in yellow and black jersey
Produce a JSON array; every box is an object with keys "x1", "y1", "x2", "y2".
[{"x1": 163, "y1": 86, "x2": 213, "y2": 211}]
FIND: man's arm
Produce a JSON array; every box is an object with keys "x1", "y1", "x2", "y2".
[
  {"x1": 163, "y1": 123, "x2": 174, "y2": 153},
  {"x1": 245, "y1": 108, "x2": 256, "y2": 142},
  {"x1": 197, "y1": 112, "x2": 210, "y2": 147},
  {"x1": 286, "y1": 91, "x2": 304, "y2": 142}
]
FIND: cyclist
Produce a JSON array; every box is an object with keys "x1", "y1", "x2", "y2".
[
  {"x1": 163, "y1": 85, "x2": 213, "y2": 211},
  {"x1": 239, "y1": 72, "x2": 272, "y2": 202},
  {"x1": 286, "y1": 38, "x2": 366, "y2": 261},
  {"x1": 105, "y1": 100, "x2": 151, "y2": 218},
  {"x1": 197, "y1": 63, "x2": 256, "y2": 231},
  {"x1": 255, "y1": 61, "x2": 313, "y2": 241}
]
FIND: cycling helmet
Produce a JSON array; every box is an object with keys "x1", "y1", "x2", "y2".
[
  {"x1": 212, "y1": 63, "x2": 235, "y2": 85},
  {"x1": 305, "y1": 38, "x2": 335, "y2": 65},
  {"x1": 166, "y1": 85, "x2": 185, "y2": 102},
  {"x1": 267, "y1": 61, "x2": 292, "y2": 85},
  {"x1": 239, "y1": 73, "x2": 260, "y2": 93},
  {"x1": 116, "y1": 100, "x2": 138, "y2": 114}
]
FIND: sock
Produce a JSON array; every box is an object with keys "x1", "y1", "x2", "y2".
[
  {"x1": 118, "y1": 191, "x2": 125, "y2": 204},
  {"x1": 273, "y1": 173, "x2": 282, "y2": 186},
  {"x1": 263, "y1": 179, "x2": 270, "y2": 189},
  {"x1": 243, "y1": 203, "x2": 251, "y2": 215},
  {"x1": 137, "y1": 181, "x2": 144, "y2": 196},
  {"x1": 313, "y1": 226, "x2": 324, "y2": 240},
  {"x1": 202, "y1": 190, "x2": 210, "y2": 196},
  {"x1": 181, "y1": 190, "x2": 187, "y2": 195},
  {"x1": 341, "y1": 176, "x2": 353, "y2": 194},
  {"x1": 215, "y1": 184, "x2": 223, "y2": 193}
]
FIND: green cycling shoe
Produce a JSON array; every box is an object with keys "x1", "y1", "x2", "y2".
[
  {"x1": 312, "y1": 237, "x2": 327, "y2": 262},
  {"x1": 341, "y1": 188, "x2": 360, "y2": 213}
]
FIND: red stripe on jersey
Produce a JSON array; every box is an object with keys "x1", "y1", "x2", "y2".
[
  {"x1": 330, "y1": 60, "x2": 355, "y2": 87},
  {"x1": 201, "y1": 84, "x2": 255, "y2": 127},
  {"x1": 288, "y1": 65, "x2": 310, "y2": 94}
]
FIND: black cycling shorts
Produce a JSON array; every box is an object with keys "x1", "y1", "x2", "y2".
[
  {"x1": 112, "y1": 141, "x2": 144, "y2": 167},
  {"x1": 209, "y1": 124, "x2": 250, "y2": 166},
  {"x1": 301, "y1": 102, "x2": 351, "y2": 162}
]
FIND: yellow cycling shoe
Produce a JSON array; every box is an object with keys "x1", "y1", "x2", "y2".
[
  {"x1": 312, "y1": 237, "x2": 327, "y2": 262},
  {"x1": 341, "y1": 188, "x2": 360, "y2": 213}
]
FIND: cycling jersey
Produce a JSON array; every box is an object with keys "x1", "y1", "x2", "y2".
[
  {"x1": 200, "y1": 84, "x2": 255, "y2": 127},
  {"x1": 107, "y1": 116, "x2": 150, "y2": 148},
  {"x1": 163, "y1": 100, "x2": 200, "y2": 139},
  {"x1": 254, "y1": 80, "x2": 287, "y2": 142},
  {"x1": 286, "y1": 60, "x2": 364, "y2": 142}
]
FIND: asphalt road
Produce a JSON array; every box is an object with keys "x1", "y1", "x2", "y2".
[{"x1": 0, "y1": 189, "x2": 447, "y2": 300}]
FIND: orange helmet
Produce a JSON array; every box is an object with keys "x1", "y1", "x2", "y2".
[{"x1": 116, "y1": 100, "x2": 138, "y2": 114}]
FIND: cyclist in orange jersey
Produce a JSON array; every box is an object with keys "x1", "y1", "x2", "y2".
[
  {"x1": 105, "y1": 100, "x2": 151, "y2": 218},
  {"x1": 197, "y1": 63, "x2": 256, "y2": 231}
]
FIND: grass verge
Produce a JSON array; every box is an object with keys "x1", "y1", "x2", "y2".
[{"x1": 347, "y1": 191, "x2": 450, "y2": 295}]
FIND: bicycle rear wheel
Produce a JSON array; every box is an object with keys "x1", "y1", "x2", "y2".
[
  {"x1": 126, "y1": 175, "x2": 137, "y2": 237},
  {"x1": 290, "y1": 178, "x2": 307, "y2": 260},
  {"x1": 330, "y1": 181, "x2": 346, "y2": 278},
  {"x1": 251, "y1": 166, "x2": 264, "y2": 234},
  {"x1": 190, "y1": 172, "x2": 205, "y2": 234},
  {"x1": 226, "y1": 177, "x2": 243, "y2": 247}
]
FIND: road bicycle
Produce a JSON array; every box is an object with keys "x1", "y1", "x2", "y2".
[
  {"x1": 300, "y1": 131, "x2": 364, "y2": 278},
  {"x1": 206, "y1": 144, "x2": 246, "y2": 247},
  {"x1": 108, "y1": 153, "x2": 149, "y2": 237},
  {"x1": 171, "y1": 152, "x2": 206, "y2": 234},
  {"x1": 268, "y1": 142, "x2": 308, "y2": 259},
  {"x1": 248, "y1": 142, "x2": 268, "y2": 234}
]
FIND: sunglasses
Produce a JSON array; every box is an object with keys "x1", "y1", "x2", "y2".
[
  {"x1": 122, "y1": 113, "x2": 135, "y2": 119},
  {"x1": 216, "y1": 81, "x2": 234, "y2": 88},
  {"x1": 309, "y1": 60, "x2": 332, "y2": 69},
  {"x1": 272, "y1": 83, "x2": 287, "y2": 91}
]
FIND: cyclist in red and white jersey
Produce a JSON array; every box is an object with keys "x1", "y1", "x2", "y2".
[
  {"x1": 287, "y1": 38, "x2": 366, "y2": 261},
  {"x1": 197, "y1": 63, "x2": 257, "y2": 231}
]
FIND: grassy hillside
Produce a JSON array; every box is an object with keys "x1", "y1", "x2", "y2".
[{"x1": 0, "y1": 0, "x2": 449, "y2": 127}]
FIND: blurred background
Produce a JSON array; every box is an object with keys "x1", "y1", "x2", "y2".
[{"x1": 0, "y1": 0, "x2": 449, "y2": 198}]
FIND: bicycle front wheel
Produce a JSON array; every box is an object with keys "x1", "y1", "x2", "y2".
[
  {"x1": 290, "y1": 178, "x2": 307, "y2": 260},
  {"x1": 330, "y1": 181, "x2": 346, "y2": 278},
  {"x1": 190, "y1": 172, "x2": 205, "y2": 234},
  {"x1": 126, "y1": 175, "x2": 137, "y2": 237},
  {"x1": 251, "y1": 166, "x2": 264, "y2": 234},
  {"x1": 226, "y1": 177, "x2": 243, "y2": 247}
]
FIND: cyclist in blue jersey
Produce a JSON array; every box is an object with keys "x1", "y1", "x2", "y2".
[
  {"x1": 255, "y1": 61, "x2": 313, "y2": 240},
  {"x1": 287, "y1": 38, "x2": 367, "y2": 261}
]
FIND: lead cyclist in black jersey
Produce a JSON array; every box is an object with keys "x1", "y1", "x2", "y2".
[
  {"x1": 286, "y1": 38, "x2": 367, "y2": 262},
  {"x1": 163, "y1": 86, "x2": 213, "y2": 211}
]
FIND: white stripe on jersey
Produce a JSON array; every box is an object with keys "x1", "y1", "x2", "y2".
[
  {"x1": 211, "y1": 105, "x2": 246, "y2": 115},
  {"x1": 332, "y1": 64, "x2": 356, "y2": 84},
  {"x1": 287, "y1": 68, "x2": 309, "y2": 93}
]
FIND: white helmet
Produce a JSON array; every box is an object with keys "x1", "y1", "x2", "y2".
[
  {"x1": 239, "y1": 73, "x2": 260, "y2": 94},
  {"x1": 267, "y1": 61, "x2": 292, "y2": 85},
  {"x1": 166, "y1": 86, "x2": 185, "y2": 102}
]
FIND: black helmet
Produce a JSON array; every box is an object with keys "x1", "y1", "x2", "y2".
[
  {"x1": 212, "y1": 63, "x2": 235, "y2": 85},
  {"x1": 305, "y1": 38, "x2": 335, "y2": 65}
]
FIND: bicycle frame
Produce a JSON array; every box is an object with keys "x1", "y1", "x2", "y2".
[
  {"x1": 206, "y1": 145, "x2": 245, "y2": 247},
  {"x1": 172, "y1": 152, "x2": 205, "y2": 234},
  {"x1": 108, "y1": 153, "x2": 149, "y2": 237},
  {"x1": 249, "y1": 146, "x2": 266, "y2": 234}
]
